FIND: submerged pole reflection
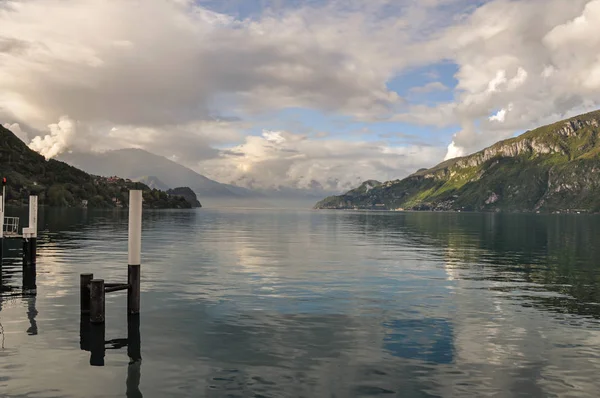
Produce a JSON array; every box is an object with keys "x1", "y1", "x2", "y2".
[
  {"x1": 78, "y1": 314, "x2": 142, "y2": 396},
  {"x1": 26, "y1": 296, "x2": 37, "y2": 336},
  {"x1": 89, "y1": 322, "x2": 106, "y2": 366},
  {"x1": 127, "y1": 315, "x2": 142, "y2": 398}
]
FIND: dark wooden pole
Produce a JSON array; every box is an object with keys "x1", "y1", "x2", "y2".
[
  {"x1": 29, "y1": 238, "x2": 36, "y2": 266},
  {"x1": 128, "y1": 264, "x2": 140, "y2": 315},
  {"x1": 80, "y1": 273, "x2": 93, "y2": 314},
  {"x1": 22, "y1": 238, "x2": 30, "y2": 266},
  {"x1": 90, "y1": 279, "x2": 105, "y2": 324},
  {"x1": 22, "y1": 239, "x2": 36, "y2": 266},
  {"x1": 89, "y1": 323, "x2": 106, "y2": 366}
]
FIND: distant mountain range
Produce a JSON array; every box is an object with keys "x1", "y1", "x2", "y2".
[
  {"x1": 58, "y1": 148, "x2": 337, "y2": 208},
  {"x1": 59, "y1": 148, "x2": 256, "y2": 198},
  {"x1": 137, "y1": 176, "x2": 170, "y2": 191},
  {"x1": 316, "y1": 109, "x2": 600, "y2": 213}
]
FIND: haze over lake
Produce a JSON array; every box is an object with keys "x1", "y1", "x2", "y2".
[{"x1": 2, "y1": 208, "x2": 600, "y2": 397}]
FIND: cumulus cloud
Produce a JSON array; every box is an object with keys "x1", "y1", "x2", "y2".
[
  {"x1": 97, "y1": 120, "x2": 245, "y2": 163},
  {"x1": 198, "y1": 130, "x2": 445, "y2": 192},
  {"x1": 29, "y1": 116, "x2": 77, "y2": 159},
  {"x1": 489, "y1": 104, "x2": 514, "y2": 123},
  {"x1": 444, "y1": 141, "x2": 466, "y2": 161},
  {"x1": 2, "y1": 0, "x2": 600, "y2": 190},
  {"x1": 429, "y1": 0, "x2": 600, "y2": 158},
  {"x1": 0, "y1": 0, "x2": 419, "y2": 132}
]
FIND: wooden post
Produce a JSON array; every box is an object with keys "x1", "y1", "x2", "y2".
[
  {"x1": 128, "y1": 264, "x2": 140, "y2": 315},
  {"x1": 30, "y1": 238, "x2": 36, "y2": 265},
  {"x1": 80, "y1": 273, "x2": 93, "y2": 314},
  {"x1": 128, "y1": 190, "x2": 142, "y2": 315},
  {"x1": 89, "y1": 323, "x2": 106, "y2": 366},
  {"x1": 22, "y1": 238, "x2": 30, "y2": 266},
  {"x1": 90, "y1": 279, "x2": 105, "y2": 324}
]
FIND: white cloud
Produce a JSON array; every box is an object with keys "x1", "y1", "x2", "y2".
[
  {"x1": 433, "y1": 0, "x2": 600, "y2": 158},
  {"x1": 489, "y1": 109, "x2": 507, "y2": 123},
  {"x1": 28, "y1": 116, "x2": 77, "y2": 159},
  {"x1": 2, "y1": 0, "x2": 600, "y2": 189},
  {"x1": 507, "y1": 67, "x2": 528, "y2": 91},
  {"x1": 489, "y1": 103, "x2": 514, "y2": 123},
  {"x1": 487, "y1": 70, "x2": 507, "y2": 93},
  {"x1": 444, "y1": 141, "x2": 466, "y2": 161},
  {"x1": 198, "y1": 130, "x2": 445, "y2": 192},
  {"x1": 0, "y1": 0, "x2": 422, "y2": 133},
  {"x1": 382, "y1": 1, "x2": 600, "y2": 163}
]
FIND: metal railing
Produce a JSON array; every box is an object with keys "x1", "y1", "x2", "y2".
[{"x1": 3, "y1": 216, "x2": 19, "y2": 236}]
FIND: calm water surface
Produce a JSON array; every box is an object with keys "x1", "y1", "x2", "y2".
[{"x1": 2, "y1": 208, "x2": 600, "y2": 397}]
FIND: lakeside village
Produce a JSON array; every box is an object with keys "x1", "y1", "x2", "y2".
[
  {"x1": 54, "y1": 175, "x2": 136, "y2": 208},
  {"x1": 24, "y1": 175, "x2": 135, "y2": 208},
  {"x1": 86, "y1": 175, "x2": 134, "y2": 208}
]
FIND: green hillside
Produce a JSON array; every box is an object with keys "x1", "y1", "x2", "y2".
[
  {"x1": 315, "y1": 110, "x2": 600, "y2": 213},
  {"x1": 0, "y1": 124, "x2": 196, "y2": 209}
]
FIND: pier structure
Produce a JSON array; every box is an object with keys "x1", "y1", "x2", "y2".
[
  {"x1": 0, "y1": 183, "x2": 143, "y2": 385},
  {"x1": 0, "y1": 177, "x2": 39, "y2": 292},
  {"x1": 79, "y1": 189, "x2": 143, "y2": 380},
  {"x1": 80, "y1": 189, "x2": 142, "y2": 322}
]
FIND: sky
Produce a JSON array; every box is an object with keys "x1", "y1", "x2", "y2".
[{"x1": 2, "y1": 0, "x2": 600, "y2": 193}]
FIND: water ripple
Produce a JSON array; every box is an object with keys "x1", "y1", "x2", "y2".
[{"x1": 2, "y1": 209, "x2": 600, "y2": 396}]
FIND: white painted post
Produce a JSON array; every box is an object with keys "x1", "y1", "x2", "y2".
[
  {"x1": 127, "y1": 190, "x2": 142, "y2": 314},
  {"x1": 23, "y1": 195, "x2": 38, "y2": 266},
  {"x1": 128, "y1": 190, "x2": 142, "y2": 266},
  {"x1": 28, "y1": 195, "x2": 38, "y2": 238}
]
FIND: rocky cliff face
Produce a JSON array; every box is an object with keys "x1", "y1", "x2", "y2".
[{"x1": 315, "y1": 110, "x2": 600, "y2": 213}]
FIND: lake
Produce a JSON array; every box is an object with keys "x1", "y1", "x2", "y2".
[{"x1": 2, "y1": 208, "x2": 600, "y2": 397}]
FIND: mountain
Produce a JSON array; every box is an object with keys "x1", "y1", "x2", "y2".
[
  {"x1": 137, "y1": 176, "x2": 170, "y2": 191},
  {"x1": 315, "y1": 109, "x2": 600, "y2": 213},
  {"x1": 59, "y1": 148, "x2": 260, "y2": 204},
  {"x1": 58, "y1": 148, "x2": 330, "y2": 208},
  {"x1": 0, "y1": 125, "x2": 197, "y2": 208}
]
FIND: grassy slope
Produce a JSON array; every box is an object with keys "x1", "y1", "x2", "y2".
[{"x1": 316, "y1": 110, "x2": 600, "y2": 212}]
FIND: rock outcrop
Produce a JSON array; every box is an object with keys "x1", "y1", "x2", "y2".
[{"x1": 167, "y1": 187, "x2": 202, "y2": 208}]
